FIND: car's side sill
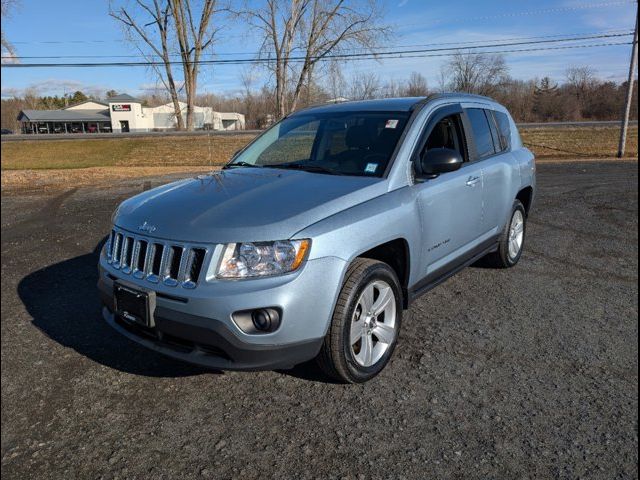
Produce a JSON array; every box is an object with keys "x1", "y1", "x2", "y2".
[{"x1": 407, "y1": 237, "x2": 499, "y2": 305}]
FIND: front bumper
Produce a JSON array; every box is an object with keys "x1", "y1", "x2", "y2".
[
  {"x1": 101, "y1": 306, "x2": 323, "y2": 370},
  {"x1": 98, "y1": 253, "x2": 347, "y2": 370}
]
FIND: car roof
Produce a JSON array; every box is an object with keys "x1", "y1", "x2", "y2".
[
  {"x1": 291, "y1": 93, "x2": 498, "y2": 116},
  {"x1": 294, "y1": 97, "x2": 426, "y2": 115}
]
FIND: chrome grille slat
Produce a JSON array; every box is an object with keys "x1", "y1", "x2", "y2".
[
  {"x1": 112, "y1": 233, "x2": 123, "y2": 269},
  {"x1": 132, "y1": 240, "x2": 147, "y2": 279},
  {"x1": 130, "y1": 239, "x2": 141, "y2": 274},
  {"x1": 160, "y1": 246, "x2": 174, "y2": 285},
  {"x1": 106, "y1": 227, "x2": 208, "y2": 288},
  {"x1": 106, "y1": 231, "x2": 114, "y2": 262},
  {"x1": 177, "y1": 247, "x2": 190, "y2": 283},
  {"x1": 142, "y1": 241, "x2": 151, "y2": 275},
  {"x1": 163, "y1": 246, "x2": 182, "y2": 287},
  {"x1": 121, "y1": 236, "x2": 133, "y2": 273},
  {"x1": 147, "y1": 243, "x2": 163, "y2": 283}
]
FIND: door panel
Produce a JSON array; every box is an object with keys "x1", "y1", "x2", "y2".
[
  {"x1": 414, "y1": 161, "x2": 484, "y2": 279},
  {"x1": 481, "y1": 153, "x2": 517, "y2": 235}
]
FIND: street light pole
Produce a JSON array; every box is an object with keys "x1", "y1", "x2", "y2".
[{"x1": 617, "y1": 12, "x2": 638, "y2": 158}]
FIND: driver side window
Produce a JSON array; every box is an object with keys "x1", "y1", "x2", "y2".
[{"x1": 421, "y1": 114, "x2": 467, "y2": 162}]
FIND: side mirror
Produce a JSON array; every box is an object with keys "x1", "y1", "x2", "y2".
[{"x1": 418, "y1": 148, "x2": 463, "y2": 178}]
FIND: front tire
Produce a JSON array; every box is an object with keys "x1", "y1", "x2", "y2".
[{"x1": 316, "y1": 258, "x2": 402, "y2": 383}]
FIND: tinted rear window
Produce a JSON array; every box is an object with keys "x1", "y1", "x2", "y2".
[
  {"x1": 466, "y1": 108, "x2": 496, "y2": 159},
  {"x1": 493, "y1": 111, "x2": 511, "y2": 150}
]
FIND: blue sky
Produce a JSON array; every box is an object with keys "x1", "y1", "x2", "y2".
[{"x1": 1, "y1": 0, "x2": 637, "y2": 98}]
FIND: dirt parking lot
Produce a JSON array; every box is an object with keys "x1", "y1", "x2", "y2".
[{"x1": 1, "y1": 161, "x2": 638, "y2": 479}]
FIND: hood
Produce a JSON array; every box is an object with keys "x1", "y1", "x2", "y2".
[{"x1": 113, "y1": 168, "x2": 386, "y2": 244}]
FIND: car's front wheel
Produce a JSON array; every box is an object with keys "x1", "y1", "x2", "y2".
[{"x1": 316, "y1": 258, "x2": 402, "y2": 383}]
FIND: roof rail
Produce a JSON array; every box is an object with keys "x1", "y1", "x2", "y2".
[{"x1": 424, "y1": 92, "x2": 497, "y2": 103}]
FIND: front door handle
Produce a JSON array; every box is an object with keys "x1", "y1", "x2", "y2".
[{"x1": 466, "y1": 176, "x2": 480, "y2": 187}]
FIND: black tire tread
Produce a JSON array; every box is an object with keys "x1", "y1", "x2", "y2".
[
  {"x1": 484, "y1": 199, "x2": 526, "y2": 268},
  {"x1": 316, "y1": 258, "x2": 383, "y2": 383}
]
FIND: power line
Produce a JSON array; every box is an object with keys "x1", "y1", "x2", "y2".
[
  {"x1": 1, "y1": 33, "x2": 634, "y2": 64},
  {"x1": 2, "y1": 41, "x2": 633, "y2": 68},
  {"x1": 3, "y1": 30, "x2": 635, "y2": 60},
  {"x1": 7, "y1": 27, "x2": 634, "y2": 50}
]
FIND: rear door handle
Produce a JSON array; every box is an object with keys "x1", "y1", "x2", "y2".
[{"x1": 466, "y1": 176, "x2": 480, "y2": 186}]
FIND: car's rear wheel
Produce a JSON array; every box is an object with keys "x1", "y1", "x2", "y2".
[
  {"x1": 316, "y1": 258, "x2": 402, "y2": 383},
  {"x1": 485, "y1": 199, "x2": 527, "y2": 268}
]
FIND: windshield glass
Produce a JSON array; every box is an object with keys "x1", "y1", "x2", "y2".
[{"x1": 228, "y1": 111, "x2": 410, "y2": 177}]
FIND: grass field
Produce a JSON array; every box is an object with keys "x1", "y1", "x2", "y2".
[{"x1": 1, "y1": 126, "x2": 637, "y2": 172}]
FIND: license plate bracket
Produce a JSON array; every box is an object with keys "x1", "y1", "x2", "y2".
[{"x1": 114, "y1": 281, "x2": 156, "y2": 328}]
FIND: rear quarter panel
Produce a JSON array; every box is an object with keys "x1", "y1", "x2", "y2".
[{"x1": 510, "y1": 112, "x2": 536, "y2": 210}]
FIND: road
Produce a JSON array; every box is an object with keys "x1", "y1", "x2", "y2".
[{"x1": 1, "y1": 161, "x2": 638, "y2": 479}]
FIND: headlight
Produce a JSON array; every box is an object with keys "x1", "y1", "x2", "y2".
[{"x1": 216, "y1": 239, "x2": 311, "y2": 279}]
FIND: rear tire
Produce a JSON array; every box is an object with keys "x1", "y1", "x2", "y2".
[
  {"x1": 316, "y1": 258, "x2": 402, "y2": 383},
  {"x1": 485, "y1": 199, "x2": 527, "y2": 268}
]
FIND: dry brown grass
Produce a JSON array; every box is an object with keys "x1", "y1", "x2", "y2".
[
  {"x1": 1, "y1": 134, "x2": 256, "y2": 170},
  {"x1": 1, "y1": 126, "x2": 637, "y2": 192},
  {"x1": 520, "y1": 126, "x2": 638, "y2": 159}
]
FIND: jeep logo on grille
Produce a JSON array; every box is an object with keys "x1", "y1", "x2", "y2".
[{"x1": 137, "y1": 221, "x2": 157, "y2": 233}]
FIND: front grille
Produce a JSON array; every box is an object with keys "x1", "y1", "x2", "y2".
[{"x1": 106, "y1": 227, "x2": 209, "y2": 288}]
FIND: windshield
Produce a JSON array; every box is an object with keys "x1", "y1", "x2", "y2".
[{"x1": 227, "y1": 111, "x2": 410, "y2": 177}]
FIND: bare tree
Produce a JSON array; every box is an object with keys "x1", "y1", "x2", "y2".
[
  {"x1": 401, "y1": 71, "x2": 429, "y2": 96},
  {"x1": 323, "y1": 60, "x2": 345, "y2": 100},
  {"x1": 565, "y1": 65, "x2": 596, "y2": 117},
  {"x1": 169, "y1": 0, "x2": 220, "y2": 130},
  {"x1": 110, "y1": 1, "x2": 220, "y2": 130},
  {"x1": 245, "y1": 0, "x2": 390, "y2": 118},
  {"x1": 441, "y1": 52, "x2": 509, "y2": 96},
  {"x1": 1, "y1": 0, "x2": 19, "y2": 63},
  {"x1": 566, "y1": 65, "x2": 596, "y2": 93},
  {"x1": 348, "y1": 71, "x2": 380, "y2": 100},
  {"x1": 110, "y1": 1, "x2": 184, "y2": 129}
]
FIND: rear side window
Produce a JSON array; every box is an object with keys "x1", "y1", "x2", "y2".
[
  {"x1": 465, "y1": 108, "x2": 496, "y2": 159},
  {"x1": 493, "y1": 111, "x2": 512, "y2": 150}
]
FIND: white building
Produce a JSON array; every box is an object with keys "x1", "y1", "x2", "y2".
[{"x1": 18, "y1": 93, "x2": 245, "y2": 134}]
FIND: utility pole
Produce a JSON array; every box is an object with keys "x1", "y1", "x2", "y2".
[{"x1": 617, "y1": 11, "x2": 638, "y2": 158}]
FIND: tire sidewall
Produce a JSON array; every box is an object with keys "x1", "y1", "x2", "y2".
[
  {"x1": 505, "y1": 201, "x2": 527, "y2": 266},
  {"x1": 339, "y1": 263, "x2": 402, "y2": 382}
]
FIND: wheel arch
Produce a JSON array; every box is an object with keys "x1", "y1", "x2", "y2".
[
  {"x1": 355, "y1": 238, "x2": 411, "y2": 309},
  {"x1": 516, "y1": 186, "x2": 534, "y2": 216}
]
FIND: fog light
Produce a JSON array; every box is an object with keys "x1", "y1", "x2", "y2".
[
  {"x1": 251, "y1": 308, "x2": 280, "y2": 332},
  {"x1": 232, "y1": 307, "x2": 282, "y2": 334}
]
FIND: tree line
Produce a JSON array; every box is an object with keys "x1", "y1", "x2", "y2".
[{"x1": 2, "y1": 54, "x2": 636, "y2": 132}]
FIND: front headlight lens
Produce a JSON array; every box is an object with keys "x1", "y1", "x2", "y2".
[{"x1": 216, "y1": 239, "x2": 310, "y2": 279}]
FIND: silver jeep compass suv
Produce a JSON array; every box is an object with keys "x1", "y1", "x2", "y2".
[{"x1": 98, "y1": 94, "x2": 536, "y2": 383}]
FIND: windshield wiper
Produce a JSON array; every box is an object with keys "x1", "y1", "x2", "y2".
[
  {"x1": 263, "y1": 163, "x2": 345, "y2": 175},
  {"x1": 222, "y1": 161, "x2": 262, "y2": 169}
]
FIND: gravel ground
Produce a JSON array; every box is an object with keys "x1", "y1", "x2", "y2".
[{"x1": 1, "y1": 161, "x2": 638, "y2": 479}]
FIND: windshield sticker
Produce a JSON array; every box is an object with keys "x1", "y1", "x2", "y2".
[
  {"x1": 385, "y1": 119, "x2": 399, "y2": 129},
  {"x1": 365, "y1": 163, "x2": 378, "y2": 174}
]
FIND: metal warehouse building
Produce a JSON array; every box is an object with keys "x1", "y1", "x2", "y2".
[{"x1": 17, "y1": 94, "x2": 245, "y2": 134}]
